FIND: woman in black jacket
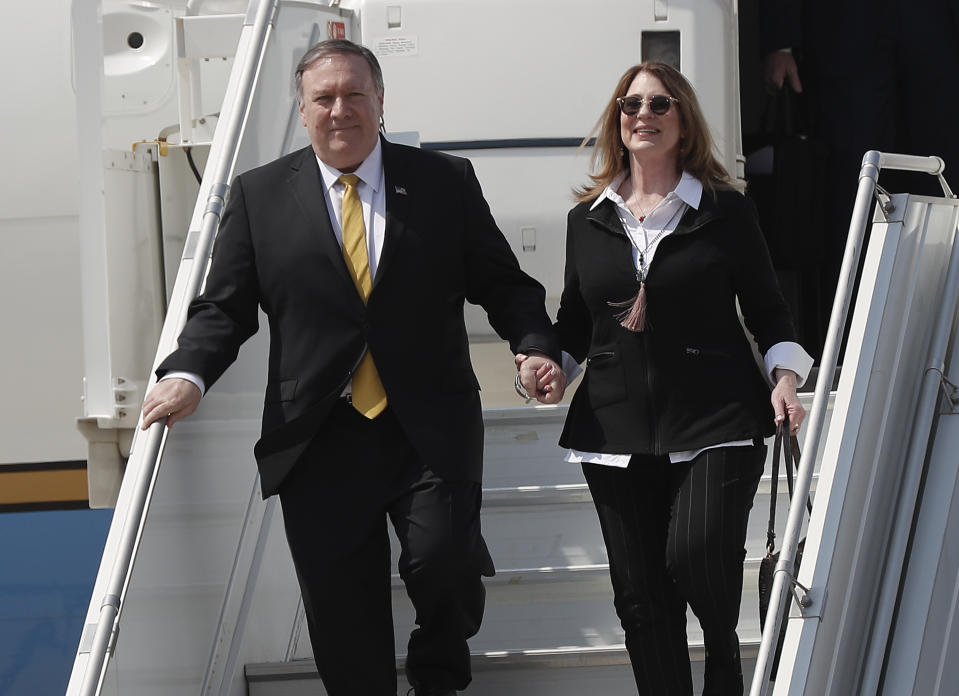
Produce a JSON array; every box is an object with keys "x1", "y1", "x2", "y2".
[{"x1": 536, "y1": 63, "x2": 813, "y2": 695}]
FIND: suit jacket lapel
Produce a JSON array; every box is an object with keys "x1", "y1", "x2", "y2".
[
  {"x1": 288, "y1": 147, "x2": 356, "y2": 290},
  {"x1": 375, "y1": 137, "x2": 410, "y2": 289}
]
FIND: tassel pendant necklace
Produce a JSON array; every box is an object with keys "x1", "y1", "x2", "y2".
[{"x1": 612, "y1": 205, "x2": 681, "y2": 332}]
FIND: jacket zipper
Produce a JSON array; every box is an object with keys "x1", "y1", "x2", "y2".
[
  {"x1": 586, "y1": 351, "x2": 616, "y2": 365},
  {"x1": 642, "y1": 332, "x2": 660, "y2": 454}
]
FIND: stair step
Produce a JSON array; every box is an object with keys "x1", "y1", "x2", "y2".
[
  {"x1": 247, "y1": 643, "x2": 760, "y2": 695},
  {"x1": 287, "y1": 561, "x2": 770, "y2": 662},
  {"x1": 378, "y1": 477, "x2": 814, "y2": 581}
]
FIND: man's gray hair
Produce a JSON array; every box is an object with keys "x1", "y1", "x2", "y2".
[{"x1": 294, "y1": 39, "x2": 384, "y2": 103}]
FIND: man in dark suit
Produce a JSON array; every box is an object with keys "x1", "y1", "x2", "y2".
[{"x1": 141, "y1": 39, "x2": 564, "y2": 696}]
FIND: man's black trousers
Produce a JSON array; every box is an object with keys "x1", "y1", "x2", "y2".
[{"x1": 278, "y1": 401, "x2": 493, "y2": 695}]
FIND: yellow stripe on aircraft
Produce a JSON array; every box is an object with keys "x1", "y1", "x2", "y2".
[{"x1": 0, "y1": 462, "x2": 89, "y2": 510}]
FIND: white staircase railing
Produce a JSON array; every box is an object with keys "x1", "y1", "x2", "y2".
[{"x1": 66, "y1": 2, "x2": 280, "y2": 693}]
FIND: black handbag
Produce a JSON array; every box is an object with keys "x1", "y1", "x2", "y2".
[{"x1": 758, "y1": 421, "x2": 812, "y2": 679}]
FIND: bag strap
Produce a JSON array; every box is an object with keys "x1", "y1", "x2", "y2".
[
  {"x1": 766, "y1": 423, "x2": 784, "y2": 554},
  {"x1": 783, "y1": 422, "x2": 814, "y2": 515}
]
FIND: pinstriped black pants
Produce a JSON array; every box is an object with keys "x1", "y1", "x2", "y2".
[{"x1": 583, "y1": 443, "x2": 766, "y2": 696}]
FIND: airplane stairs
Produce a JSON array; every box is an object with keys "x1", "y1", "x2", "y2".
[{"x1": 242, "y1": 379, "x2": 827, "y2": 696}]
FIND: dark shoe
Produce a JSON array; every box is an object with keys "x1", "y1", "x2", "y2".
[{"x1": 406, "y1": 688, "x2": 456, "y2": 696}]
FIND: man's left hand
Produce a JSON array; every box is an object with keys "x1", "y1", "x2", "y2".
[{"x1": 515, "y1": 352, "x2": 566, "y2": 405}]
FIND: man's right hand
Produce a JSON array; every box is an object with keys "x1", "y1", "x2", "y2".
[{"x1": 141, "y1": 378, "x2": 202, "y2": 430}]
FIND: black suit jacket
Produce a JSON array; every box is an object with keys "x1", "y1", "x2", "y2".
[
  {"x1": 556, "y1": 188, "x2": 797, "y2": 455},
  {"x1": 158, "y1": 137, "x2": 559, "y2": 496}
]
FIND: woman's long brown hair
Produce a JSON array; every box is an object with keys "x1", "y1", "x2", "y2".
[{"x1": 575, "y1": 62, "x2": 734, "y2": 203}]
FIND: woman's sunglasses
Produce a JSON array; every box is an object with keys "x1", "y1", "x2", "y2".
[{"x1": 616, "y1": 95, "x2": 679, "y2": 116}]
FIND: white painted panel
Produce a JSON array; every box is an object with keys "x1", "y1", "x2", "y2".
[
  {"x1": 0, "y1": 215, "x2": 87, "y2": 463},
  {"x1": 358, "y1": 0, "x2": 736, "y2": 159},
  {"x1": 883, "y1": 418, "x2": 959, "y2": 692},
  {"x1": 0, "y1": 0, "x2": 80, "y2": 220}
]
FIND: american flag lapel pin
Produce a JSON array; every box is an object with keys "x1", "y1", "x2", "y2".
[{"x1": 394, "y1": 185, "x2": 408, "y2": 196}]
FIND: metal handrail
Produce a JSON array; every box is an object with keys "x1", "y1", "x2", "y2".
[
  {"x1": 749, "y1": 151, "x2": 953, "y2": 696},
  {"x1": 71, "y1": 1, "x2": 278, "y2": 693}
]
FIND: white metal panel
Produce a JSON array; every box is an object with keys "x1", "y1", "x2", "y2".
[
  {"x1": 881, "y1": 413, "x2": 959, "y2": 691},
  {"x1": 0, "y1": 214, "x2": 86, "y2": 464},
  {"x1": 80, "y1": 144, "x2": 166, "y2": 506},
  {"x1": 1, "y1": 0, "x2": 80, "y2": 221},
  {"x1": 98, "y1": 146, "x2": 166, "y2": 430},
  {"x1": 178, "y1": 13, "x2": 245, "y2": 58},
  {"x1": 102, "y1": 2, "x2": 175, "y2": 115},
  {"x1": 880, "y1": 413, "x2": 959, "y2": 694},
  {"x1": 75, "y1": 0, "x2": 117, "y2": 445},
  {"x1": 356, "y1": 0, "x2": 738, "y2": 162},
  {"x1": 157, "y1": 144, "x2": 209, "y2": 296}
]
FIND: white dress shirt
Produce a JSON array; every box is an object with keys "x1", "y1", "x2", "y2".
[
  {"x1": 163, "y1": 142, "x2": 388, "y2": 395},
  {"x1": 563, "y1": 172, "x2": 814, "y2": 468},
  {"x1": 316, "y1": 140, "x2": 387, "y2": 279}
]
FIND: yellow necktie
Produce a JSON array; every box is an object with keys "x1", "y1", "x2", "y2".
[{"x1": 338, "y1": 174, "x2": 387, "y2": 418}]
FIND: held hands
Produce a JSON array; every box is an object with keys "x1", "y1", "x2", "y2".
[
  {"x1": 514, "y1": 352, "x2": 566, "y2": 405},
  {"x1": 771, "y1": 368, "x2": 805, "y2": 435},
  {"x1": 141, "y1": 378, "x2": 202, "y2": 430}
]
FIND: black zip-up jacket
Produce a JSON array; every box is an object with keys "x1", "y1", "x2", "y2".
[{"x1": 557, "y1": 186, "x2": 797, "y2": 455}]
